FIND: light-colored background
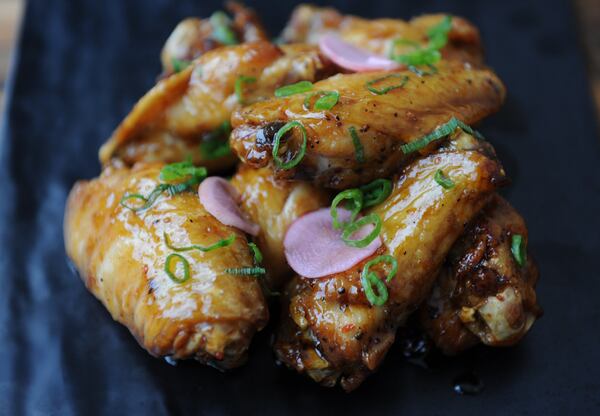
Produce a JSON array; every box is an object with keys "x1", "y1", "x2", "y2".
[{"x1": 0, "y1": 0, "x2": 599, "y2": 120}]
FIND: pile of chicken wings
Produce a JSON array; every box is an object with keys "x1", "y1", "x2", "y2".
[{"x1": 64, "y1": 3, "x2": 541, "y2": 391}]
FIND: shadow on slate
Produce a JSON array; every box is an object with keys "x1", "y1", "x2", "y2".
[{"x1": 1, "y1": 0, "x2": 599, "y2": 414}]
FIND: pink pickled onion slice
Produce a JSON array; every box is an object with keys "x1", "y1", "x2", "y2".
[
  {"x1": 198, "y1": 177, "x2": 260, "y2": 236},
  {"x1": 319, "y1": 34, "x2": 402, "y2": 72},
  {"x1": 284, "y1": 208, "x2": 382, "y2": 278}
]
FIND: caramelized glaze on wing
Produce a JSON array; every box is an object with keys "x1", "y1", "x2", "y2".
[
  {"x1": 100, "y1": 42, "x2": 334, "y2": 169},
  {"x1": 64, "y1": 163, "x2": 268, "y2": 368},
  {"x1": 231, "y1": 61, "x2": 505, "y2": 188},
  {"x1": 280, "y1": 4, "x2": 483, "y2": 65},
  {"x1": 419, "y1": 194, "x2": 541, "y2": 354},
  {"x1": 274, "y1": 134, "x2": 504, "y2": 390}
]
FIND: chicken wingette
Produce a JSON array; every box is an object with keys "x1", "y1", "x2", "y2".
[
  {"x1": 64, "y1": 162, "x2": 268, "y2": 369},
  {"x1": 280, "y1": 4, "x2": 483, "y2": 65},
  {"x1": 230, "y1": 166, "x2": 330, "y2": 290},
  {"x1": 419, "y1": 194, "x2": 541, "y2": 355},
  {"x1": 274, "y1": 131, "x2": 505, "y2": 390},
  {"x1": 230, "y1": 61, "x2": 505, "y2": 188},
  {"x1": 100, "y1": 41, "x2": 335, "y2": 170}
]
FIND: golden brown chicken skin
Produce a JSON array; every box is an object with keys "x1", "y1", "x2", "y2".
[
  {"x1": 161, "y1": 2, "x2": 269, "y2": 74},
  {"x1": 64, "y1": 162, "x2": 268, "y2": 369},
  {"x1": 100, "y1": 41, "x2": 335, "y2": 170},
  {"x1": 419, "y1": 194, "x2": 541, "y2": 355},
  {"x1": 280, "y1": 4, "x2": 483, "y2": 65},
  {"x1": 274, "y1": 132, "x2": 505, "y2": 390},
  {"x1": 230, "y1": 166, "x2": 330, "y2": 290},
  {"x1": 230, "y1": 61, "x2": 505, "y2": 189}
]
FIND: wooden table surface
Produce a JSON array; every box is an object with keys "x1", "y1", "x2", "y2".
[{"x1": 0, "y1": 0, "x2": 599, "y2": 120}]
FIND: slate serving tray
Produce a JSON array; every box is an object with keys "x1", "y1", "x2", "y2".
[{"x1": 1, "y1": 0, "x2": 599, "y2": 414}]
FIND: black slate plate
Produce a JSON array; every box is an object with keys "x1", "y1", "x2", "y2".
[{"x1": 1, "y1": 0, "x2": 600, "y2": 414}]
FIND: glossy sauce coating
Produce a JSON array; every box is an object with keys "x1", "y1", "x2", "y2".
[
  {"x1": 230, "y1": 61, "x2": 505, "y2": 188},
  {"x1": 230, "y1": 166, "x2": 330, "y2": 290},
  {"x1": 274, "y1": 135, "x2": 504, "y2": 390},
  {"x1": 64, "y1": 163, "x2": 268, "y2": 368}
]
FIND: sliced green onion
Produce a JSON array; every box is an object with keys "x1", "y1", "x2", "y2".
[
  {"x1": 172, "y1": 58, "x2": 191, "y2": 73},
  {"x1": 408, "y1": 64, "x2": 438, "y2": 76},
  {"x1": 330, "y1": 189, "x2": 363, "y2": 230},
  {"x1": 235, "y1": 75, "x2": 256, "y2": 104},
  {"x1": 164, "y1": 232, "x2": 235, "y2": 252},
  {"x1": 365, "y1": 74, "x2": 409, "y2": 95},
  {"x1": 160, "y1": 160, "x2": 207, "y2": 182},
  {"x1": 400, "y1": 117, "x2": 484, "y2": 155},
  {"x1": 248, "y1": 242, "x2": 263, "y2": 264},
  {"x1": 200, "y1": 120, "x2": 232, "y2": 160},
  {"x1": 434, "y1": 169, "x2": 455, "y2": 189},
  {"x1": 210, "y1": 11, "x2": 238, "y2": 45},
  {"x1": 348, "y1": 126, "x2": 365, "y2": 163},
  {"x1": 275, "y1": 81, "x2": 313, "y2": 97},
  {"x1": 361, "y1": 270, "x2": 388, "y2": 306},
  {"x1": 360, "y1": 179, "x2": 393, "y2": 208},
  {"x1": 120, "y1": 184, "x2": 170, "y2": 212},
  {"x1": 427, "y1": 15, "x2": 453, "y2": 50},
  {"x1": 165, "y1": 253, "x2": 191, "y2": 284},
  {"x1": 511, "y1": 234, "x2": 527, "y2": 267},
  {"x1": 272, "y1": 121, "x2": 307, "y2": 169},
  {"x1": 225, "y1": 267, "x2": 266, "y2": 276},
  {"x1": 303, "y1": 90, "x2": 340, "y2": 110},
  {"x1": 361, "y1": 255, "x2": 398, "y2": 306},
  {"x1": 390, "y1": 15, "x2": 452, "y2": 67},
  {"x1": 341, "y1": 213, "x2": 382, "y2": 248}
]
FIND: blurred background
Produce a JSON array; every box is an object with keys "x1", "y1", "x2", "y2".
[{"x1": 0, "y1": 0, "x2": 599, "y2": 119}]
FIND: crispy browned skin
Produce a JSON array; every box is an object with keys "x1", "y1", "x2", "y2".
[
  {"x1": 274, "y1": 133, "x2": 505, "y2": 390},
  {"x1": 64, "y1": 163, "x2": 268, "y2": 369},
  {"x1": 161, "y1": 2, "x2": 269, "y2": 74},
  {"x1": 231, "y1": 61, "x2": 505, "y2": 189},
  {"x1": 280, "y1": 4, "x2": 483, "y2": 65},
  {"x1": 100, "y1": 42, "x2": 334, "y2": 169},
  {"x1": 230, "y1": 166, "x2": 330, "y2": 290},
  {"x1": 419, "y1": 194, "x2": 541, "y2": 355}
]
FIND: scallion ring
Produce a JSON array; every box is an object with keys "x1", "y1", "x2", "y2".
[
  {"x1": 164, "y1": 232, "x2": 235, "y2": 252},
  {"x1": 348, "y1": 126, "x2": 365, "y2": 163},
  {"x1": 272, "y1": 120, "x2": 307, "y2": 169},
  {"x1": 164, "y1": 253, "x2": 191, "y2": 284},
  {"x1": 365, "y1": 74, "x2": 409, "y2": 95},
  {"x1": 341, "y1": 213, "x2": 382, "y2": 248},
  {"x1": 303, "y1": 90, "x2": 340, "y2": 111},
  {"x1": 171, "y1": 58, "x2": 191, "y2": 73},
  {"x1": 363, "y1": 255, "x2": 398, "y2": 283},
  {"x1": 434, "y1": 169, "x2": 455, "y2": 189},
  {"x1": 248, "y1": 242, "x2": 263, "y2": 264},
  {"x1": 225, "y1": 267, "x2": 266, "y2": 276},
  {"x1": 330, "y1": 189, "x2": 363, "y2": 230},
  {"x1": 360, "y1": 179, "x2": 393, "y2": 208},
  {"x1": 361, "y1": 271, "x2": 388, "y2": 306},
  {"x1": 275, "y1": 81, "x2": 314, "y2": 97},
  {"x1": 511, "y1": 234, "x2": 527, "y2": 267},
  {"x1": 210, "y1": 11, "x2": 238, "y2": 45},
  {"x1": 400, "y1": 117, "x2": 484, "y2": 155}
]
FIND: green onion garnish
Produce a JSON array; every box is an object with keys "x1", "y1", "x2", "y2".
[
  {"x1": 341, "y1": 213, "x2": 382, "y2": 248},
  {"x1": 400, "y1": 117, "x2": 484, "y2": 155},
  {"x1": 210, "y1": 11, "x2": 238, "y2": 45},
  {"x1": 172, "y1": 58, "x2": 191, "y2": 73},
  {"x1": 361, "y1": 255, "x2": 398, "y2": 306},
  {"x1": 235, "y1": 75, "x2": 256, "y2": 105},
  {"x1": 330, "y1": 189, "x2": 363, "y2": 230},
  {"x1": 165, "y1": 253, "x2": 191, "y2": 284},
  {"x1": 248, "y1": 242, "x2": 263, "y2": 264},
  {"x1": 225, "y1": 267, "x2": 266, "y2": 276},
  {"x1": 275, "y1": 81, "x2": 314, "y2": 97},
  {"x1": 365, "y1": 74, "x2": 409, "y2": 95},
  {"x1": 164, "y1": 233, "x2": 235, "y2": 252},
  {"x1": 434, "y1": 169, "x2": 455, "y2": 189},
  {"x1": 408, "y1": 64, "x2": 438, "y2": 76},
  {"x1": 390, "y1": 15, "x2": 452, "y2": 67},
  {"x1": 272, "y1": 121, "x2": 307, "y2": 169},
  {"x1": 303, "y1": 90, "x2": 340, "y2": 111},
  {"x1": 511, "y1": 234, "x2": 527, "y2": 267},
  {"x1": 159, "y1": 160, "x2": 207, "y2": 182},
  {"x1": 349, "y1": 126, "x2": 365, "y2": 163},
  {"x1": 360, "y1": 179, "x2": 393, "y2": 208},
  {"x1": 200, "y1": 120, "x2": 232, "y2": 160}
]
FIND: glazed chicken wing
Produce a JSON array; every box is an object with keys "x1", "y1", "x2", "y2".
[
  {"x1": 231, "y1": 61, "x2": 505, "y2": 188},
  {"x1": 64, "y1": 163, "x2": 268, "y2": 369},
  {"x1": 230, "y1": 166, "x2": 330, "y2": 290},
  {"x1": 100, "y1": 41, "x2": 334, "y2": 170},
  {"x1": 280, "y1": 4, "x2": 483, "y2": 65},
  {"x1": 419, "y1": 194, "x2": 541, "y2": 355},
  {"x1": 274, "y1": 132, "x2": 505, "y2": 390},
  {"x1": 161, "y1": 2, "x2": 269, "y2": 74}
]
